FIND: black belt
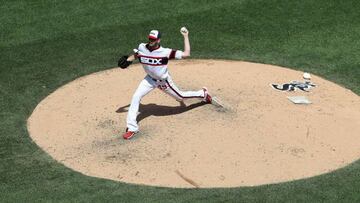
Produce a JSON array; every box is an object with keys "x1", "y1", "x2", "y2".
[{"x1": 149, "y1": 76, "x2": 165, "y2": 82}]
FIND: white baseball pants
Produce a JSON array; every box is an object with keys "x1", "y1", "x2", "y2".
[{"x1": 126, "y1": 75, "x2": 205, "y2": 132}]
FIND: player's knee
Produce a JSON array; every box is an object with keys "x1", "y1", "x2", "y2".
[{"x1": 132, "y1": 93, "x2": 143, "y2": 102}]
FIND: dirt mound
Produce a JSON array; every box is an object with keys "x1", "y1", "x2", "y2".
[{"x1": 27, "y1": 60, "x2": 360, "y2": 188}]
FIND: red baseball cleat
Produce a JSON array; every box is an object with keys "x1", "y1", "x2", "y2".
[
  {"x1": 123, "y1": 130, "x2": 137, "y2": 140},
  {"x1": 203, "y1": 87, "x2": 212, "y2": 104}
]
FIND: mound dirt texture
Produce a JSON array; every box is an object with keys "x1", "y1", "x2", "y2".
[{"x1": 27, "y1": 60, "x2": 360, "y2": 188}]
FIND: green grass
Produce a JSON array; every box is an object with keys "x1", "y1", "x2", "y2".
[{"x1": 1, "y1": 0, "x2": 360, "y2": 202}]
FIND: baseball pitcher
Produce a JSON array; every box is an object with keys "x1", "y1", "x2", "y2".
[{"x1": 118, "y1": 27, "x2": 212, "y2": 140}]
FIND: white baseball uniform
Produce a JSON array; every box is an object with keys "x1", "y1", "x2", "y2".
[{"x1": 126, "y1": 43, "x2": 205, "y2": 132}]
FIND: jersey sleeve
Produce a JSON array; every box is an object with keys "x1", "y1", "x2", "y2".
[
  {"x1": 175, "y1": 50, "x2": 183, "y2": 59},
  {"x1": 138, "y1": 43, "x2": 146, "y2": 52},
  {"x1": 168, "y1": 49, "x2": 183, "y2": 60},
  {"x1": 133, "y1": 44, "x2": 143, "y2": 58}
]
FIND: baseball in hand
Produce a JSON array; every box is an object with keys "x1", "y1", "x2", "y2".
[
  {"x1": 180, "y1": 27, "x2": 188, "y2": 34},
  {"x1": 303, "y1": 72, "x2": 311, "y2": 80}
]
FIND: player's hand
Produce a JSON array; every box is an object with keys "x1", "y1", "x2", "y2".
[
  {"x1": 118, "y1": 55, "x2": 132, "y2": 69},
  {"x1": 180, "y1": 27, "x2": 189, "y2": 36}
]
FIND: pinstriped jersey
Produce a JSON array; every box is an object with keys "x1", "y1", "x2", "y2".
[{"x1": 136, "y1": 43, "x2": 183, "y2": 80}]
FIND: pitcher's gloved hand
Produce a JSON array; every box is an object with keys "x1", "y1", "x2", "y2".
[{"x1": 118, "y1": 55, "x2": 132, "y2": 69}]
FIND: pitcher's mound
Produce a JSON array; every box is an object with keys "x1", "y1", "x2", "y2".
[{"x1": 27, "y1": 60, "x2": 360, "y2": 188}]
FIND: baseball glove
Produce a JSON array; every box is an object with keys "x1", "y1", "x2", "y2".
[{"x1": 118, "y1": 55, "x2": 132, "y2": 69}]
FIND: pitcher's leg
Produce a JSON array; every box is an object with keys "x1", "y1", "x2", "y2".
[
  {"x1": 126, "y1": 76, "x2": 155, "y2": 132},
  {"x1": 163, "y1": 75, "x2": 205, "y2": 101}
]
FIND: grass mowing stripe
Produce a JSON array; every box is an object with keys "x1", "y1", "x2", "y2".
[
  {"x1": 0, "y1": 0, "x2": 243, "y2": 48},
  {"x1": 1, "y1": 1, "x2": 359, "y2": 94}
]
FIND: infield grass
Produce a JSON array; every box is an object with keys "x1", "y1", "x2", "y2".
[{"x1": 1, "y1": 0, "x2": 360, "y2": 202}]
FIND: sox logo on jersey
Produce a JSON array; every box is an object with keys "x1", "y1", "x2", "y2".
[
  {"x1": 140, "y1": 57, "x2": 162, "y2": 65},
  {"x1": 138, "y1": 55, "x2": 169, "y2": 66}
]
